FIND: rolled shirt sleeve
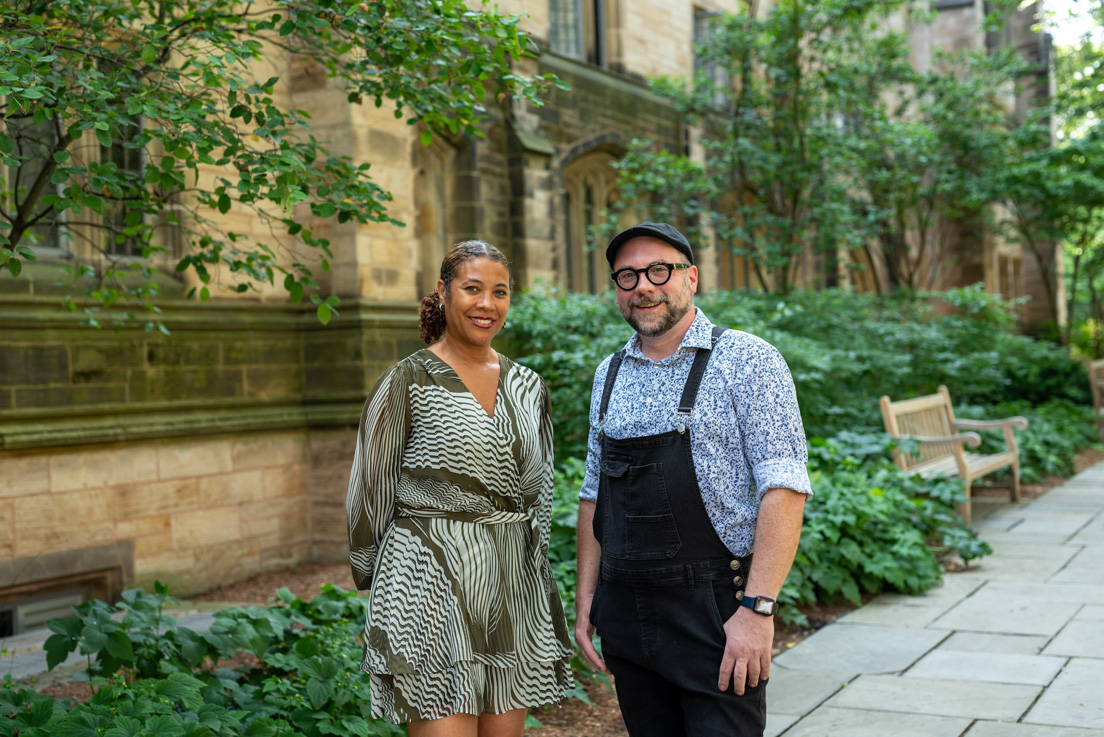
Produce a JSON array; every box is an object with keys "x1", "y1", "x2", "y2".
[{"x1": 737, "y1": 342, "x2": 813, "y2": 500}]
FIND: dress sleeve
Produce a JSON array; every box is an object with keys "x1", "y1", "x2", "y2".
[
  {"x1": 529, "y1": 379, "x2": 556, "y2": 557},
  {"x1": 346, "y1": 362, "x2": 412, "y2": 590}
]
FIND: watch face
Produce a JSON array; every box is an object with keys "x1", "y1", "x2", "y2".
[{"x1": 754, "y1": 598, "x2": 774, "y2": 615}]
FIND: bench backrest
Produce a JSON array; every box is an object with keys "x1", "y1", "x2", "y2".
[
  {"x1": 879, "y1": 385, "x2": 957, "y2": 472},
  {"x1": 1089, "y1": 359, "x2": 1104, "y2": 415}
]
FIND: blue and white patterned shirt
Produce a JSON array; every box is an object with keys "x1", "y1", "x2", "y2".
[{"x1": 580, "y1": 308, "x2": 812, "y2": 555}]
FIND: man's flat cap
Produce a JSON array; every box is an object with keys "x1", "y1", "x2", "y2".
[{"x1": 605, "y1": 221, "x2": 694, "y2": 267}]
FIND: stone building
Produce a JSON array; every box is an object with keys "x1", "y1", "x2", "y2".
[{"x1": 0, "y1": 0, "x2": 1052, "y2": 633}]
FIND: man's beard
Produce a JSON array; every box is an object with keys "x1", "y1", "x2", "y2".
[{"x1": 619, "y1": 280, "x2": 694, "y2": 338}]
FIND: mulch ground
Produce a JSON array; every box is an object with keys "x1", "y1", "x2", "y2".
[{"x1": 40, "y1": 446, "x2": 1104, "y2": 730}]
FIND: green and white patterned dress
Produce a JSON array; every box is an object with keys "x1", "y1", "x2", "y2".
[{"x1": 346, "y1": 349, "x2": 574, "y2": 723}]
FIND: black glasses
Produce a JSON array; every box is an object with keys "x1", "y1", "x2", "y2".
[{"x1": 610, "y1": 262, "x2": 690, "y2": 291}]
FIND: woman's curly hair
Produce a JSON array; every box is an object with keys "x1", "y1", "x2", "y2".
[{"x1": 418, "y1": 240, "x2": 510, "y2": 344}]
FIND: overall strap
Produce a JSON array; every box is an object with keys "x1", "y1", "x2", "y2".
[
  {"x1": 597, "y1": 350, "x2": 625, "y2": 428},
  {"x1": 599, "y1": 325, "x2": 727, "y2": 431},
  {"x1": 676, "y1": 325, "x2": 727, "y2": 423}
]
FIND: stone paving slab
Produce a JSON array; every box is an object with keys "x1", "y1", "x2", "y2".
[
  {"x1": 1076, "y1": 605, "x2": 1104, "y2": 621},
  {"x1": 779, "y1": 706, "x2": 971, "y2": 736},
  {"x1": 836, "y1": 597, "x2": 952, "y2": 627},
  {"x1": 1049, "y1": 566, "x2": 1104, "y2": 585},
  {"x1": 1063, "y1": 548, "x2": 1104, "y2": 570},
  {"x1": 980, "y1": 530, "x2": 1080, "y2": 545},
  {"x1": 1069, "y1": 519, "x2": 1104, "y2": 546},
  {"x1": 837, "y1": 578, "x2": 983, "y2": 628},
  {"x1": 1025, "y1": 659, "x2": 1104, "y2": 729},
  {"x1": 1004, "y1": 581, "x2": 1104, "y2": 605},
  {"x1": 974, "y1": 515, "x2": 1026, "y2": 533},
  {"x1": 987, "y1": 541, "x2": 1082, "y2": 560},
  {"x1": 967, "y1": 722, "x2": 1104, "y2": 737},
  {"x1": 764, "y1": 713, "x2": 799, "y2": 737},
  {"x1": 930, "y1": 585, "x2": 1081, "y2": 636},
  {"x1": 956, "y1": 553, "x2": 1073, "y2": 582},
  {"x1": 826, "y1": 674, "x2": 1040, "y2": 720},
  {"x1": 940, "y1": 632, "x2": 1050, "y2": 655},
  {"x1": 771, "y1": 624, "x2": 947, "y2": 675},
  {"x1": 766, "y1": 668, "x2": 849, "y2": 716},
  {"x1": 1012, "y1": 513, "x2": 1096, "y2": 536},
  {"x1": 1043, "y1": 620, "x2": 1104, "y2": 658},
  {"x1": 906, "y1": 648, "x2": 1066, "y2": 686}
]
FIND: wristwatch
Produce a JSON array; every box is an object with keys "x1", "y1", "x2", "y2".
[{"x1": 740, "y1": 595, "x2": 778, "y2": 617}]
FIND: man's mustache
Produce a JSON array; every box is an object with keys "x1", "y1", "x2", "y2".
[{"x1": 629, "y1": 294, "x2": 671, "y2": 308}]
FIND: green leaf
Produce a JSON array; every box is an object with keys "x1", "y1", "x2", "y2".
[
  {"x1": 305, "y1": 676, "x2": 334, "y2": 709},
  {"x1": 53, "y1": 150, "x2": 70, "y2": 164},
  {"x1": 44, "y1": 633, "x2": 74, "y2": 670},
  {"x1": 104, "y1": 629, "x2": 134, "y2": 661},
  {"x1": 199, "y1": 286, "x2": 210, "y2": 302},
  {"x1": 6, "y1": 257, "x2": 21, "y2": 277},
  {"x1": 217, "y1": 193, "x2": 231, "y2": 214},
  {"x1": 0, "y1": 134, "x2": 14, "y2": 154},
  {"x1": 95, "y1": 129, "x2": 111, "y2": 148},
  {"x1": 289, "y1": 281, "x2": 303, "y2": 303},
  {"x1": 419, "y1": 129, "x2": 433, "y2": 147},
  {"x1": 142, "y1": 43, "x2": 158, "y2": 65},
  {"x1": 316, "y1": 302, "x2": 332, "y2": 325},
  {"x1": 155, "y1": 672, "x2": 206, "y2": 710}
]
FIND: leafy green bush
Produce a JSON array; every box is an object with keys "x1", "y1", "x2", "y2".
[{"x1": 35, "y1": 583, "x2": 405, "y2": 737}]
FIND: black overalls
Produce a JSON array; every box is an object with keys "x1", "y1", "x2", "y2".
[{"x1": 589, "y1": 326, "x2": 767, "y2": 737}]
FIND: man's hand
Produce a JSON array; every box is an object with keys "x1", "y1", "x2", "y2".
[
  {"x1": 574, "y1": 597, "x2": 610, "y2": 674},
  {"x1": 718, "y1": 606, "x2": 774, "y2": 694}
]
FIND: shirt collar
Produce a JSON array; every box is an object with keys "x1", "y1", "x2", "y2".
[{"x1": 623, "y1": 307, "x2": 714, "y2": 364}]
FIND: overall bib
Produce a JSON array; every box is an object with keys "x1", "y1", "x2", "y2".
[{"x1": 590, "y1": 326, "x2": 767, "y2": 737}]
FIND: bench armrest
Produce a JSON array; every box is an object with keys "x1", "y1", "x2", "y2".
[
  {"x1": 953, "y1": 417, "x2": 1029, "y2": 432},
  {"x1": 899, "y1": 432, "x2": 982, "y2": 449}
]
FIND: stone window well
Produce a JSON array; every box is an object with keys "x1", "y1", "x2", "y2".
[{"x1": 0, "y1": 542, "x2": 132, "y2": 636}]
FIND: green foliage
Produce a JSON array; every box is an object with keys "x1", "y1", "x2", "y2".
[
  {"x1": 0, "y1": 0, "x2": 555, "y2": 328},
  {"x1": 500, "y1": 284, "x2": 632, "y2": 458},
  {"x1": 34, "y1": 583, "x2": 406, "y2": 737}
]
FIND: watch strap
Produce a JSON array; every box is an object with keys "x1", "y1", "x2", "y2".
[{"x1": 740, "y1": 595, "x2": 778, "y2": 617}]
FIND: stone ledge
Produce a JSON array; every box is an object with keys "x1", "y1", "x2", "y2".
[{"x1": 0, "y1": 403, "x2": 362, "y2": 450}]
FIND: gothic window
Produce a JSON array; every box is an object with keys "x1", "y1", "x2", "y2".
[
  {"x1": 550, "y1": 0, "x2": 609, "y2": 67},
  {"x1": 564, "y1": 152, "x2": 619, "y2": 293},
  {"x1": 694, "y1": 9, "x2": 730, "y2": 110},
  {"x1": 101, "y1": 118, "x2": 145, "y2": 256},
  {"x1": 3, "y1": 114, "x2": 64, "y2": 254}
]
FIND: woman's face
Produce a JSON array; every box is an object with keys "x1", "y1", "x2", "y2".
[{"x1": 439, "y1": 257, "x2": 511, "y2": 349}]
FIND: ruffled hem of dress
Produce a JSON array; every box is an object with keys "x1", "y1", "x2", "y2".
[{"x1": 366, "y1": 657, "x2": 575, "y2": 724}]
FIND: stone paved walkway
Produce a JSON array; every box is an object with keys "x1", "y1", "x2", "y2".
[{"x1": 768, "y1": 462, "x2": 1104, "y2": 737}]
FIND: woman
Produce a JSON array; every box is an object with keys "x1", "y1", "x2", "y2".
[{"x1": 346, "y1": 241, "x2": 574, "y2": 737}]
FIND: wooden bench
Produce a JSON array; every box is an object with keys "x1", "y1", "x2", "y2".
[
  {"x1": 879, "y1": 385, "x2": 1028, "y2": 524},
  {"x1": 1088, "y1": 358, "x2": 1104, "y2": 417}
]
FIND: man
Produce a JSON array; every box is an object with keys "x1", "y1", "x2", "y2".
[{"x1": 575, "y1": 222, "x2": 812, "y2": 737}]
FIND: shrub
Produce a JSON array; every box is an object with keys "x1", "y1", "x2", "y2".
[{"x1": 37, "y1": 583, "x2": 404, "y2": 737}]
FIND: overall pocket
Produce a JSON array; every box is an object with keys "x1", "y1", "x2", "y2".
[{"x1": 600, "y1": 459, "x2": 681, "y2": 560}]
